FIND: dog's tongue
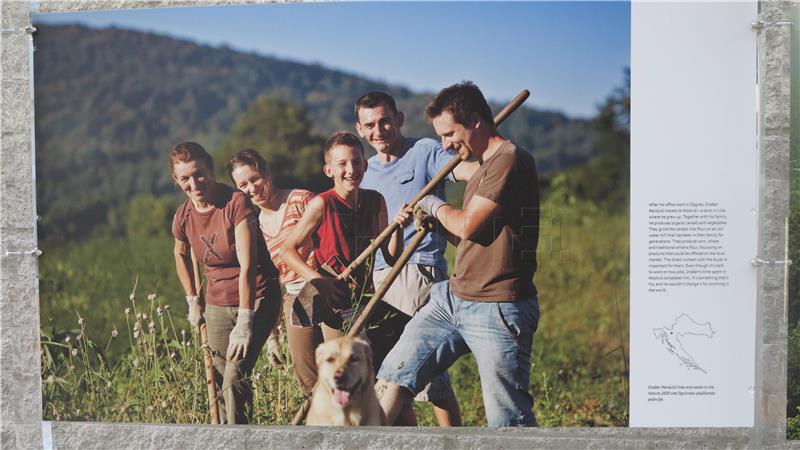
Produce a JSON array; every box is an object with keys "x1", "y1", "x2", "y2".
[{"x1": 333, "y1": 389, "x2": 351, "y2": 406}]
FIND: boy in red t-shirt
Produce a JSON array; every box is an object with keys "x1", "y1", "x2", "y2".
[{"x1": 282, "y1": 131, "x2": 411, "y2": 330}]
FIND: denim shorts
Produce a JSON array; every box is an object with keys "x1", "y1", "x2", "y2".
[{"x1": 377, "y1": 280, "x2": 540, "y2": 427}]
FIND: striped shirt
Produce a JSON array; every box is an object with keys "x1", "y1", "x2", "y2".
[{"x1": 262, "y1": 189, "x2": 317, "y2": 286}]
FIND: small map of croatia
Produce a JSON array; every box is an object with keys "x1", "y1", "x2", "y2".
[{"x1": 653, "y1": 313, "x2": 715, "y2": 374}]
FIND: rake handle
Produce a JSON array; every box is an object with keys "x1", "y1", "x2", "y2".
[
  {"x1": 339, "y1": 154, "x2": 464, "y2": 280},
  {"x1": 346, "y1": 89, "x2": 530, "y2": 338},
  {"x1": 200, "y1": 322, "x2": 220, "y2": 424},
  {"x1": 294, "y1": 89, "x2": 530, "y2": 425},
  {"x1": 339, "y1": 89, "x2": 530, "y2": 280}
]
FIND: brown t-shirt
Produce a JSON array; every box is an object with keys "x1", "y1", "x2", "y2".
[
  {"x1": 450, "y1": 141, "x2": 539, "y2": 302},
  {"x1": 171, "y1": 184, "x2": 277, "y2": 306}
]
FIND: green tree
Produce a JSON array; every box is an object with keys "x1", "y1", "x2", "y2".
[
  {"x1": 584, "y1": 68, "x2": 630, "y2": 212},
  {"x1": 125, "y1": 194, "x2": 174, "y2": 239},
  {"x1": 541, "y1": 69, "x2": 630, "y2": 214},
  {"x1": 213, "y1": 96, "x2": 329, "y2": 192}
]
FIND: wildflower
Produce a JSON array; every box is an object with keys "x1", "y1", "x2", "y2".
[
  {"x1": 76, "y1": 334, "x2": 83, "y2": 341},
  {"x1": 254, "y1": 372, "x2": 262, "y2": 381},
  {"x1": 132, "y1": 358, "x2": 140, "y2": 367},
  {"x1": 169, "y1": 352, "x2": 176, "y2": 359},
  {"x1": 133, "y1": 330, "x2": 140, "y2": 339},
  {"x1": 46, "y1": 375, "x2": 55, "y2": 385},
  {"x1": 133, "y1": 322, "x2": 140, "y2": 331},
  {"x1": 185, "y1": 341, "x2": 191, "y2": 347},
  {"x1": 148, "y1": 321, "x2": 155, "y2": 330},
  {"x1": 111, "y1": 327, "x2": 118, "y2": 338},
  {"x1": 163, "y1": 305, "x2": 170, "y2": 311},
  {"x1": 136, "y1": 313, "x2": 142, "y2": 320},
  {"x1": 78, "y1": 317, "x2": 85, "y2": 326},
  {"x1": 148, "y1": 293, "x2": 156, "y2": 301},
  {"x1": 69, "y1": 365, "x2": 75, "y2": 371},
  {"x1": 156, "y1": 306, "x2": 164, "y2": 316},
  {"x1": 107, "y1": 381, "x2": 112, "y2": 388},
  {"x1": 142, "y1": 313, "x2": 148, "y2": 320},
  {"x1": 124, "y1": 308, "x2": 131, "y2": 315},
  {"x1": 71, "y1": 349, "x2": 78, "y2": 356},
  {"x1": 181, "y1": 329, "x2": 186, "y2": 338},
  {"x1": 64, "y1": 336, "x2": 70, "y2": 343},
  {"x1": 161, "y1": 401, "x2": 167, "y2": 408},
  {"x1": 129, "y1": 293, "x2": 135, "y2": 300}
]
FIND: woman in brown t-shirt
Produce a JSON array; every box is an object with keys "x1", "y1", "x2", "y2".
[
  {"x1": 228, "y1": 148, "x2": 340, "y2": 395},
  {"x1": 169, "y1": 142, "x2": 280, "y2": 424}
]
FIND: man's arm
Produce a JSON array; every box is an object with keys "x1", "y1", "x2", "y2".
[
  {"x1": 379, "y1": 197, "x2": 412, "y2": 266},
  {"x1": 435, "y1": 194, "x2": 501, "y2": 241},
  {"x1": 282, "y1": 196, "x2": 326, "y2": 281}
]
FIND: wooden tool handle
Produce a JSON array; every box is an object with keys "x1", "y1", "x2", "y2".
[
  {"x1": 339, "y1": 90, "x2": 530, "y2": 280},
  {"x1": 200, "y1": 322, "x2": 220, "y2": 424},
  {"x1": 293, "y1": 89, "x2": 531, "y2": 425}
]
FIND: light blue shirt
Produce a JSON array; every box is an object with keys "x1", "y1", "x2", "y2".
[{"x1": 361, "y1": 137, "x2": 456, "y2": 271}]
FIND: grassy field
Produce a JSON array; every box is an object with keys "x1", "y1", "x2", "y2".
[{"x1": 40, "y1": 200, "x2": 629, "y2": 426}]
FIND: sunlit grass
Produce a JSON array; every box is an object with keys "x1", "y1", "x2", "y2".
[{"x1": 41, "y1": 198, "x2": 629, "y2": 426}]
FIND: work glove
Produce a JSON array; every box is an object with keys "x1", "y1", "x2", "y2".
[
  {"x1": 186, "y1": 295, "x2": 203, "y2": 328},
  {"x1": 310, "y1": 277, "x2": 352, "y2": 312},
  {"x1": 266, "y1": 330, "x2": 284, "y2": 367},
  {"x1": 226, "y1": 308, "x2": 254, "y2": 361},
  {"x1": 415, "y1": 195, "x2": 446, "y2": 219},
  {"x1": 291, "y1": 277, "x2": 352, "y2": 328},
  {"x1": 414, "y1": 205, "x2": 436, "y2": 232}
]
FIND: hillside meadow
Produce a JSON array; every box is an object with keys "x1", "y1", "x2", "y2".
[{"x1": 39, "y1": 191, "x2": 629, "y2": 427}]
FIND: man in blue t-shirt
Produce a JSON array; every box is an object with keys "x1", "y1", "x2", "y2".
[{"x1": 356, "y1": 91, "x2": 476, "y2": 426}]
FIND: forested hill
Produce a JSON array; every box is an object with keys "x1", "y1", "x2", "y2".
[{"x1": 33, "y1": 24, "x2": 596, "y2": 242}]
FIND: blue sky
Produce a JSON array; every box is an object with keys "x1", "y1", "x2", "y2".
[{"x1": 33, "y1": 1, "x2": 630, "y2": 118}]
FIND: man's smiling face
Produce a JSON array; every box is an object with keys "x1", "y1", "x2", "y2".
[{"x1": 356, "y1": 103, "x2": 404, "y2": 155}]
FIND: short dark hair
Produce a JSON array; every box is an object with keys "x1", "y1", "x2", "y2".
[
  {"x1": 354, "y1": 91, "x2": 398, "y2": 121},
  {"x1": 169, "y1": 141, "x2": 213, "y2": 173},
  {"x1": 227, "y1": 148, "x2": 271, "y2": 183},
  {"x1": 323, "y1": 131, "x2": 364, "y2": 162},
  {"x1": 425, "y1": 81, "x2": 494, "y2": 127}
]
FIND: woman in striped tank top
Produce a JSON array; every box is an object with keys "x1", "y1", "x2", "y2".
[{"x1": 228, "y1": 149, "x2": 341, "y2": 394}]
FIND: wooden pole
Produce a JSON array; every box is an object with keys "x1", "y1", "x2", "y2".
[
  {"x1": 200, "y1": 322, "x2": 220, "y2": 424},
  {"x1": 294, "y1": 89, "x2": 530, "y2": 424},
  {"x1": 346, "y1": 89, "x2": 530, "y2": 338},
  {"x1": 191, "y1": 250, "x2": 220, "y2": 424},
  {"x1": 338, "y1": 89, "x2": 529, "y2": 280}
]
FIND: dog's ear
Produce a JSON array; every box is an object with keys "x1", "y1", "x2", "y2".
[
  {"x1": 352, "y1": 338, "x2": 373, "y2": 369},
  {"x1": 315, "y1": 345, "x2": 324, "y2": 366}
]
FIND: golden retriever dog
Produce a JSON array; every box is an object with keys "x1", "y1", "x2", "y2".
[{"x1": 306, "y1": 336, "x2": 387, "y2": 426}]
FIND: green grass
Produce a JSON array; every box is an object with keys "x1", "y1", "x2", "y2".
[{"x1": 40, "y1": 198, "x2": 628, "y2": 426}]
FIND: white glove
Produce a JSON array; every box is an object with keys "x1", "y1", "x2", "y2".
[
  {"x1": 186, "y1": 295, "x2": 202, "y2": 328},
  {"x1": 266, "y1": 332, "x2": 284, "y2": 367},
  {"x1": 415, "y1": 195, "x2": 446, "y2": 218},
  {"x1": 414, "y1": 205, "x2": 435, "y2": 232},
  {"x1": 226, "y1": 308, "x2": 254, "y2": 361}
]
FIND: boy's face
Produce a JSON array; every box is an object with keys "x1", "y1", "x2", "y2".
[{"x1": 324, "y1": 144, "x2": 366, "y2": 193}]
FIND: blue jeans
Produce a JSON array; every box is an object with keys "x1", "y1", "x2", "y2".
[{"x1": 377, "y1": 281, "x2": 539, "y2": 427}]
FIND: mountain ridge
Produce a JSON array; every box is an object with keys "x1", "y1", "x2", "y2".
[{"x1": 33, "y1": 24, "x2": 596, "y2": 241}]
